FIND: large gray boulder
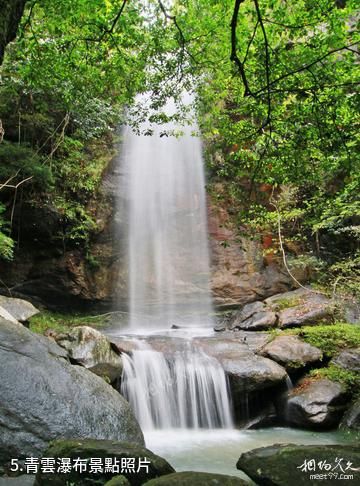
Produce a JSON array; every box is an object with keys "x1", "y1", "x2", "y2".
[
  {"x1": 34, "y1": 439, "x2": 174, "y2": 486},
  {"x1": 0, "y1": 295, "x2": 39, "y2": 323},
  {"x1": 220, "y1": 288, "x2": 334, "y2": 333},
  {"x1": 222, "y1": 354, "x2": 287, "y2": 393},
  {"x1": 286, "y1": 378, "x2": 347, "y2": 428},
  {"x1": 0, "y1": 477, "x2": 35, "y2": 486},
  {"x1": 144, "y1": 471, "x2": 248, "y2": 485},
  {"x1": 265, "y1": 288, "x2": 333, "y2": 328},
  {"x1": 0, "y1": 318, "x2": 144, "y2": 472},
  {"x1": 237, "y1": 444, "x2": 360, "y2": 486},
  {"x1": 228, "y1": 301, "x2": 277, "y2": 331},
  {"x1": 55, "y1": 326, "x2": 123, "y2": 382},
  {"x1": 259, "y1": 335, "x2": 322, "y2": 371},
  {"x1": 331, "y1": 348, "x2": 360, "y2": 372},
  {"x1": 340, "y1": 397, "x2": 360, "y2": 431}
]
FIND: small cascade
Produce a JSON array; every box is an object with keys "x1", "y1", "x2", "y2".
[
  {"x1": 285, "y1": 375, "x2": 294, "y2": 390},
  {"x1": 121, "y1": 345, "x2": 233, "y2": 430}
]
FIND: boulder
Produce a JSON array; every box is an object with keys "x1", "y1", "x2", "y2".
[
  {"x1": 237, "y1": 444, "x2": 360, "y2": 486},
  {"x1": 55, "y1": 326, "x2": 123, "y2": 382},
  {"x1": 332, "y1": 348, "x2": 360, "y2": 372},
  {"x1": 139, "y1": 334, "x2": 286, "y2": 392},
  {"x1": 0, "y1": 305, "x2": 19, "y2": 324},
  {"x1": 0, "y1": 318, "x2": 143, "y2": 472},
  {"x1": 0, "y1": 477, "x2": 35, "y2": 486},
  {"x1": 34, "y1": 439, "x2": 174, "y2": 486},
  {"x1": 286, "y1": 378, "x2": 347, "y2": 428},
  {"x1": 340, "y1": 397, "x2": 360, "y2": 431},
  {"x1": 259, "y1": 335, "x2": 322, "y2": 371},
  {"x1": 112, "y1": 333, "x2": 283, "y2": 394},
  {"x1": 229, "y1": 302, "x2": 277, "y2": 331},
  {"x1": 245, "y1": 403, "x2": 279, "y2": 429},
  {"x1": 143, "y1": 471, "x2": 248, "y2": 485},
  {"x1": 265, "y1": 288, "x2": 333, "y2": 328},
  {"x1": 222, "y1": 354, "x2": 288, "y2": 393},
  {"x1": 104, "y1": 477, "x2": 130, "y2": 486},
  {"x1": 0, "y1": 295, "x2": 39, "y2": 322},
  {"x1": 105, "y1": 477, "x2": 130, "y2": 486}
]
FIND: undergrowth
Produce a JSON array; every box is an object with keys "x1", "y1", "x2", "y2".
[
  {"x1": 292, "y1": 323, "x2": 360, "y2": 358},
  {"x1": 29, "y1": 311, "x2": 109, "y2": 335},
  {"x1": 309, "y1": 365, "x2": 359, "y2": 394}
]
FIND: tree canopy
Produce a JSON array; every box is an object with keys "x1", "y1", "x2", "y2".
[{"x1": 0, "y1": 0, "x2": 359, "y2": 296}]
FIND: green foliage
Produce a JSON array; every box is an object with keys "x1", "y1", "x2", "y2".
[
  {"x1": 324, "y1": 251, "x2": 360, "y2": 299},
  {"x1": 271, "y1": 296, "x2": 304, "y2": 311},
  {"x1": 0, "y1": 203, "x2": 14, "y2": 260},
  {"x1": 29, "y1": 311, "x2": 108, "y2": 335},
  {"x1": 0, "y1": 141, "x2": 53, "y2": 187},
  {"x1": 309, "y1": 365, "x2": 359, "y2": 394},
  {"x1": 183, "y1": 0, "x2": 359, "y2": 296},
  {"x1": 294, "y1": 323, "x2": 360, "y2": 358},
  {"x1": 0, "y1": 0, "x2": 359, "y2": 278},
  {"x1": 0, "y1": 0, "x2": 149, "y2": 258}
]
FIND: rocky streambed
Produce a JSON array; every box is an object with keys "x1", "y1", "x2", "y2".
[{"x1": 0, "y1": 289, "x2": 359, "y2": 485}]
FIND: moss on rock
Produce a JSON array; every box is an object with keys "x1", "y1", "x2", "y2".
[
  {"x1": 143, "y1": 471, "x2": 248, "y2": 485},
  {"x1": 104, "y1": 476, "x2": 131, "y2": 486},
  {"x1": 237, "y1": 444, "x2": 360, "y2": 485}
]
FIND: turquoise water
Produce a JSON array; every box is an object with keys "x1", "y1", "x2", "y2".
[{"x1": 144, "y1": 427, "x2": 356, "y2": 482}]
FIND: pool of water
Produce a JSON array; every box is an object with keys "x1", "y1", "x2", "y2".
[{"x1": 144, "y1": 427, "x2": 355, "y2": 482}]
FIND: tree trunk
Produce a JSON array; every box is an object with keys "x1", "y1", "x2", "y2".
[{"x1": 0, "y1": 0, "x2": 27, "y2": 65}]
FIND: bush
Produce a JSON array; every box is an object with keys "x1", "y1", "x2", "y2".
[
  {"x1": 309, "y1": 365, "x2": 359, "y2": 394},
  {"x1": 29, "y1": 311, "x2": 108, "y2": 334},
  {"x1": 294, "y1": 323, "x2": 360, "y2": 358}
]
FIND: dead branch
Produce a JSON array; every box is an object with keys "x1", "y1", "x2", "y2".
[
  {"x1": 253, "y1": 41, "x2": 359, "y2": 96},
  {"x1": 0, "y1": 120, "x2": 4, "y2": 143},
  {"x1": 269, "y1": 194, "x2": 324, "y2": 295},
  {"x1": 1, "y1": 175, "x2": 34, "y2": 190}
]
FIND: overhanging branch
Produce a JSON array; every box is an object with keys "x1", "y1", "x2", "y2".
[
  {"x1": 253, "y1": 41, "x2": 359, "y2": 96},
  {"x1": 230, "y1": 0, "x2": 252, "y2": 97}
]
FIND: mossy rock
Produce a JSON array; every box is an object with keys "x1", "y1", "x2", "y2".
[
  {"x1": 104, "y1": 476, "x2": 130, "y2": 486},
  {"x1": 237, "y1": 444, "x2": 360, "y2": 485},
  {"x1": 143, "y1": 471, "x2": 248, "y2": 485},
  {"x1": 34, "y1": 439, "x2": 174, "y2": 486}
]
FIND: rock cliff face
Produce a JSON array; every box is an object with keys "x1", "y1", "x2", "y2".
[
  {"x1": 0, "y1": 156, "x2": 306, "y2": 310},
  {"x1": 208, "y1": 201, "x2": 308, "y2": 308},
  {"x1": 0, "y1": 155, "x2": 126, "y2": 310}
]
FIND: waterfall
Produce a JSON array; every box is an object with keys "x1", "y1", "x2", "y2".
[
  {"x1": 121, "y1": 94, "x2": 213, "y2": 330},
  {"x1": 121, "y1": 345, "x2": 233, "y2": 430},
  {"x1": 118, "y1": 94, "x2": 233, "y2": 431}
]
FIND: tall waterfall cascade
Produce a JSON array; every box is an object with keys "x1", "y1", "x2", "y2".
[
  {"x1": 119, "y1": 94, "x2": 233, "y2": 430},
  {"x1": 121, "y1": 95, "x2": 213, "y2": 330},
  {"x1": 121, "y1": 345, "x2": 233, "y2": 430}
]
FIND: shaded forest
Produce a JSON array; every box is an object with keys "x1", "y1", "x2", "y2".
[{"x1": 0, "y1": 0, "x2": 359, "y2": 301}]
